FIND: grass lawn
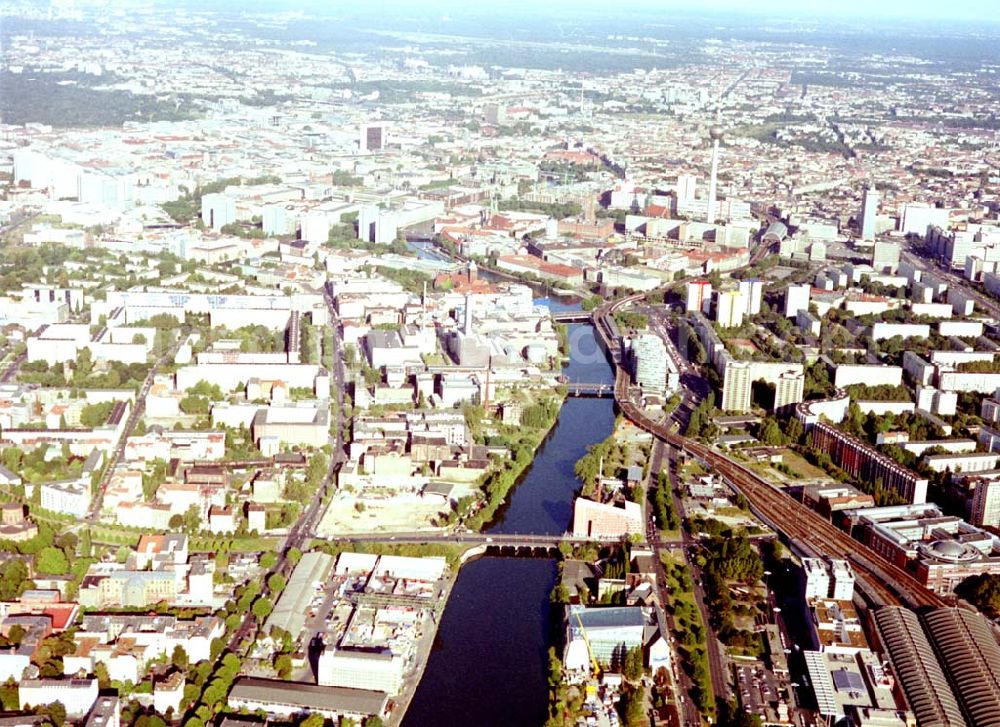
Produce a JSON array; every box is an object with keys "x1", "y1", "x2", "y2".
[{"x1": 775, "y1": 449, "x2": 827, "y2": 479}]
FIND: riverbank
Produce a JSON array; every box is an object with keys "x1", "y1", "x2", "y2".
[
  {"x1": 403, "y1": 557, "x2": 560, "y2": 727},
  {"x1": 389, "y1": 563, "x2": 459, "y2": 727}
]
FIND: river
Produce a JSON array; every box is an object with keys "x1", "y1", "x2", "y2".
[{"x1": 403, "y1": 313, "x2": 616, "y2": 726}]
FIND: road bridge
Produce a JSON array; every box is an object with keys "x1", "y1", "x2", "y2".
[
  {"x1": 315, "y1": 531, "x2": 614, "y2": 548},
  {"x1": 563, "y1": 382, "x2": 614, "y2": 398},
  {"x1": 550, "y1": 311, "x2": 593, "y2": 323}
]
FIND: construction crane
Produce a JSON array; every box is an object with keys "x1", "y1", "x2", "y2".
[{"x1": 573, "y1": 608, "x2": 601, "y2": 698}]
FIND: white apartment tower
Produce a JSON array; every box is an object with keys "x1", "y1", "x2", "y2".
[
  {"x1": 738, "y1": 279, "x2": 763, "y2": 316},
  {"x1": 971, "y1": 480, "x2": 1000, "y2": 529},
  {"x1": 860, "y1": 186, "x2": 879, "y2": 241},
  {"x1": 714, "y1": 290, "x2": 744, "y2": 328},
  {"x1": 784, "y1": 283, "x2": 811, "y2": 318},
  {"x1": 686, "y1": 281, "x2": 713, "y2": 314},
  {"x1": 775, "y1": 370, "x2": 806, "y2": 412}
]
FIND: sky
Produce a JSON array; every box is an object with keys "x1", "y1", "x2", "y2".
[{"x1": 330, "y1": 0, "x2": 998, "y2": 24}]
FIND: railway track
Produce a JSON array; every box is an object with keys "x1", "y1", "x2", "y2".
[{"x1": 589, "y1": 299, "x2": 947, "y2": 611}]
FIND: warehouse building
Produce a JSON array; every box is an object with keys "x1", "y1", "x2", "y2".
[
  {"x1": 227, "y1": 677, "x2": 386, "y2": 723},
  {"x1": 873, "y1": 607, "x2": 965, "y2": 727}
]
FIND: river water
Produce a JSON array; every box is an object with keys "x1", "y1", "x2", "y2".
[{"x1": 403, "y1": 314, "x2": 616, "y2": 726}]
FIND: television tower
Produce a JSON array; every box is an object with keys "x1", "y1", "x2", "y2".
[{"x1": 706, "y1": 108, "x2": 723, "y2": 224}]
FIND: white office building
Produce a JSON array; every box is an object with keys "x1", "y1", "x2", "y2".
[
  {"x1": 872, "y1": 241, "x2": 900, "y2": 273},
  {"x1": 829, "y1": 560, "x2": 855, "y2": 600},
  {"x1": 803, "y1": 558, "x2": 831, "y2": 601},
  {"x1": 685, "y1": 281, "x2": 713, "y2": 314},
  {"x1": 631, "y1": 335, "x2": 669, "y2": 394}
]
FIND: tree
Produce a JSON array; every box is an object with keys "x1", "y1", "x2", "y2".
[
  {"x1": 622, "y1": 645, "x2": 644, "y2": 682},
  {"x1": 251, "y1": 597, "x2": 273, "y2": 621},
  {"x1": 0, "y1": 560, "x2": 30, "y2": 601},
  {"x1": 183, "y1": 504, "x2": 202, "y2": 533},
  {"x1": 38, "y1": 701, "x2": 66, "y2": 727},
  {"x1": 36, "y1": 547, "x2": 69, "y2": 575},
  {"x1": 267, "y1": 573, "x2": 286, "y2": 593},
  {"x1": 547, "y1": 647, "x2": 562, "y2": 690},
  {"x1": 171, "y1": 645, "x2": 189, "y2": 671},
  {"x1": 94, "y1": 662, "x2": 110, "y2": 690},
  {"x1": 275, "y1": 653, "x2": 292, "y2": 680},
  {"x1": 619, "y1": 686, "x2": 646, "y2": 727},
  {"x1": 757, "y1": 419, "x2": 785, "y2": 446},
  {"x1": 956, "y1": 573, "x2": 1000, "y2": 618}
]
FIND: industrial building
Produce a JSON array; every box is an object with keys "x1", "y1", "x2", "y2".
[
  {"x1": 227, "y1": 677, "x2": 387, "y2": 723},
  {"x1": 571, "y1": 499, "x2": 643, "y2": 539},
  {"x1": 317, "y1": 648, "x2": 404, "y2": 695},
  {"x1": 875, "y1": 606, "x2": 1000, "y2": 727}
]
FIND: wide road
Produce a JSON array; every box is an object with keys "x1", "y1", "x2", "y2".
[
  {"x1": 660, "y1": 441, "x2": 731, "y2": 706},
  {"x1": 646, "y1": 440, "x2": 706, "y2": 727},
  {"x1": 87, "y1": 334, "x2": 187, "y2": 522}
]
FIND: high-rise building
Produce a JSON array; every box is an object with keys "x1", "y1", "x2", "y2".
[
  {"x1": 685, "y1": 280, "x2": 713, "y2": 313},
  {"x1": 483, "y1": 103, "x2": 508, "y2": 126},
  {"x1": 631, "y1": 334, "x2": 668, "y2": 394},
  {"x1": 872, "y1": 240, "x2": 901, "y2": 273},
  {"x1": 811, "y1": 423, "x2": 928, "y2": 504},
  {"x1": 784, "y1": 283, "x2": 811, "y2": 318},
  {"x1": 829, "y1": 560, "x2": 855, "y2": 600},
  {"x1": 721, "y1": 360, "x2": 752, "y2": 412},
  {"x1": 359, "y1": 123, "x2": 386, "y2": 153},
  {"x1": 714, "y1": 290, "x2": 744, "y2": 328},
  {"x1": 774, "y1": 370, "x2": 805, "y2": 412},
  {"x1": 860, "y1": 186, "x2": 879, "y2": 241},
  {"x1": 971, "y1": 479, "x2": 1000, "y2": 528},
  {"x1": 675, "y1": 174, "x2": 697, "y2": 203},
  {"x1": 738, "y1": 279, "x2": 763, "y2": 315},
  {"x1": 803, "y1": 558, "x2": 830, "y2": 601}
]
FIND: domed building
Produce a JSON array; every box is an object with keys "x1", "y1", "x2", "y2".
[{"x1": 849, "y1": 503, "x2": 1000, "y2": 595}]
